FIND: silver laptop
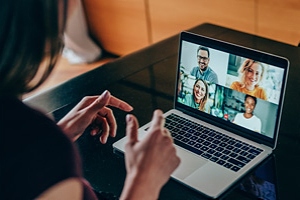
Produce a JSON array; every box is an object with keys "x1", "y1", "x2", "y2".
[{"x1": 113, "y1": 31, "x2": 289, "y2": 199}]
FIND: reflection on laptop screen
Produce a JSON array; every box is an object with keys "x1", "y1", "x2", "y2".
[
  {"x1": 177, "y1": 40, "x2": 285, "y2": 141},
  {"x1": 238, "y1": 155, "x2": 277, "y2": 200}
]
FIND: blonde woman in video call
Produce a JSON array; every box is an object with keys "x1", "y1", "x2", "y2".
[{"x1": 230, "y1": 59, "x2": 267, "y2": 100}]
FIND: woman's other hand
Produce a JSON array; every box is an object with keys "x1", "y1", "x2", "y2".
[
  {"x1": 57, "y1": 90, "x2": 133, "y2": 143},
  {"x1": 121, "y1": 110, "x2": 180, "y2": 200}
]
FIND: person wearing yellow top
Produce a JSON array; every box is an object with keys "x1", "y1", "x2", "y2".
[{"x1": 230, "y1": 59, "x2": 267, "y2": 100}]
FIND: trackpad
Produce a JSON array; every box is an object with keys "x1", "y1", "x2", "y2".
[{"x1": 172, "y1": 147, "x2": 207, "y2": 179}]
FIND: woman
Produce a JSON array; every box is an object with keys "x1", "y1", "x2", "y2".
[
  {"x1": 233, "y1": 95, "x2": 262, "y2": 133},
  {"x1": 184, "y1": 79, "x2": 209, "y2": 112},
  {"x1": 230, "y1": 59, "x2": 267, "y2": 100},
  {"x1": 0, "y1": 0, "x2": 180, "y2": 199}
]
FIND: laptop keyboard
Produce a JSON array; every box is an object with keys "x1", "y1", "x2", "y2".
[{"x1": 163, "y1": 113, "x2": 263, "y2": 172}]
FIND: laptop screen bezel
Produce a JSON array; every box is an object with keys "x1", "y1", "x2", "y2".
[{"x1": 174, "y1": 31, "x2": 289, "y2": 149}]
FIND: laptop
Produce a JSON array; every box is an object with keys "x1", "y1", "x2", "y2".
[{"x1": 113, "y1": 31, "x2": 289, "y2": 199}]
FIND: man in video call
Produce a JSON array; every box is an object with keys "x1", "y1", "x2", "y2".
[{"x1": 190, "y1": 46, "x2": 218, "y2": 84}]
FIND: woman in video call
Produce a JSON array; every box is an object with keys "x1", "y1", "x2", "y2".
[
  {"x1": 0, "y1": 0, "x2": 180, "y2": 199},
  {"x1": 233, "y1": 95, "x2": 262, "y2": 133},
  {"x1": 230, "y1": 59, "x2": 267, "y2": 100},
  {"x1": 184, "y1": 79, "x2": 209, "y2": 112}
]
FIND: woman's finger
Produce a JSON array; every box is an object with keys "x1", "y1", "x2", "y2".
[
  {"x1": 149, "y1": 110, "x2": 165, "y2": 130},
  {"x1": 88, "y1": 90, "x2": 111, "y2": 114},
  {"x1": 90, "y1": 115, "x2": 110, "y2": 143},
  {"x1": 99, "y1": 117, "x2": 109, "y2": 144},
  {"x1": 98, "y1": 107, "x2": 117, "y2": 138},
  {"x1": 89, "y1": 115, "x2": 104, "y2": 136},
  {"x1": 125, "y1": 114, "x2": 139, "y2": 145},
  {"x1": 87, "y1": 90, "x2": 133, "y2": 115},
  {"x1": 108, "y1": 95, "x2": 133, "y2": 112}
]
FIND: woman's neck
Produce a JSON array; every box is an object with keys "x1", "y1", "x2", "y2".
[
  {"x1": 244, "y1": 83, "x2": 255, "y2": 91},
  {"x1": 243, "y1": 113, "x2": 253, "y2": 119}
]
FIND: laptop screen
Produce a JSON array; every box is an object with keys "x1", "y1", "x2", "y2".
[{"x1": 175, "y1": 32, "x2": 289, "y2": 148}]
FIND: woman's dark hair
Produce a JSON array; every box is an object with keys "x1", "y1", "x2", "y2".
[
  {"x1": 0, "y1": 0, "x2": 68, "y2": 96},
  {"x1": 245, "y1": 94, "x2": 257, "y2": 105}
]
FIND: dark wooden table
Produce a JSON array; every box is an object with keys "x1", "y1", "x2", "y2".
[{"x1": 25, "y1": 23, "x2": 300, "y2": 199}]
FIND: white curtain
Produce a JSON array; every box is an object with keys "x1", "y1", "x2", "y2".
[{"x1": 63, "y1": 0, "x2": 101, "y2": 64}]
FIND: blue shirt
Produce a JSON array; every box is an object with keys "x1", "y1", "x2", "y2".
[{"x1": 190, "y1": 66, "x2": 218, "y2": 84}]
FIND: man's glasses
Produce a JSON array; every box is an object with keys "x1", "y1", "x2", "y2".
[{"x1": 197, "y1": 55, "x2": 209, "y2": 61}]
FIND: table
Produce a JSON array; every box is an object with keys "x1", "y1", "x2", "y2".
[{"x1": 25, "y1": 23, "x2": 300, "y2": 199}]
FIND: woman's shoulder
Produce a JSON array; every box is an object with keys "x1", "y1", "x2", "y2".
[
  {"x1": 184, "y1": 93, "x2": 193, "y2": 102},
  {"x1": 254, "y1": 85, "x2": 264, "y2": 91},
  {"x1": 254, "y1": 86, "x2": 267, "y2": 100},
  {"x1": 1, "y1": 96, "x2": 66, "y2": 142},
  {"x1": 234, "y1": 112, "x2": 244, "y2": 119},
  {"x1": 252, "y1": 114, "x2": 262, "y2": 122},
  {"x1": 1, "y1": 96, "x2": 81, "y2": 199}
]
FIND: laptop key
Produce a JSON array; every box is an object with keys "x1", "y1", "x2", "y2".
[
  {"x1": 228, "y1": 140, "x2": 236, "y2": 145},
  {"x1": 196, "y1": 138, "x2": 204, "y2": 143},
  {"x1": 176, "y1": 124, "x2": 184, "y2": 129},
  {"x1": 241, "y1": 146, "x2": 250, "y2": 151},
  {"x1": 221, "y1": 137, "x2": 229, "y2": 142},
  {"x1": 212, "y1": 140, "x2": 221, "y2": 145},
  {"x1": 188, "y1": 129, "x2": 196, "y2": 134},
  {"x1": 231, "y1": 166, "x2": 240, "y2": 172},
  {"x1": 208, "y1": 149, "x2": 215, "y2": 154},
  {"x1": 208, "y1": 132, "x2": 216, "y2": 137},
  {"x1": 202, "y1": 153, "x2": 212, "y2": 159},
  {"x1": 175, "y1": 135, "x2": 183, "y2": 140},
  {"x1": 234, "y1": 142, "x2": 242, "y2": 148},
  {"x1": 247, "y1": 154, "x2": 255, "y2": 159},
  {"x1": 219, "y1": 142, "x2": 227, "y2": 147},
  {"x1": 178, "y1": 130, "x2": 185, "y2": 135},
  {"x1": 182, "y1": 138, "x2": 190, "y2": 143},
  {"x1": 236, "y1": 155, "x2": 251, "y2": 163},
  {"x1": 194, "y1": 132, "x2": 201, "y2": 136},
  {"x1": 200, "y1": 146, "x2": 209, "y2": 151},
  {"x1": 200, "y1": 134, "x2": 208, "y2": 139},
  {"x1": 222, "y1": 150, "x2": 230, "y2": 155},
  {"x1": 224, "y1": 163, "x2": 233, "y2": 169},
  {"x1": 216, "y1": 147, "x2": 224, "y2": 152},
  {"x1": 210, "y1": 157, "x2": 218, "y2": 162},
  {"x1": 248, "y1": 148, "x2": 262, "y2": 156},
  {"x1": 171, "y1": 133, "x2": 178, "y2": 137},
  {"x1": 190, "y1": 136, "x2": 198, "y2": 140},
  {"x1": 188, "y1": 141, "x2": 196, "y2": 146},
  {"x1": 214, "y1": 152, "x2": 222, "y2": 157},
  {"x1": 214, "y1": 135, "x2": 222, "y2": 139},
  {"x1": 182, "y1": 127, "x2": 189, "y2": 131},
  {"x1": 226, "y1": 145, "x2": 234, "y2": 150},
  {"x1": 217, "y1": 160, "x2": 226, "y2": 165},
  {"x1": 184, "y1": 133, "x2": 192, "y2": 138},
  {"x1": 221, "y1": 155, "x2": 229, "y2": 160},
  {"x1": 233, "y1": 148, "x2": 241, "y2": 153},
  {"x1": 240, "y1": 151, "x2": 248, "y2": 157},
  {"x1": 229, "y1": 152, "x2": 238, "y2": 158},
  {"x1": 227, "y1": 158, "x2": 245, "y2": 168}
]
